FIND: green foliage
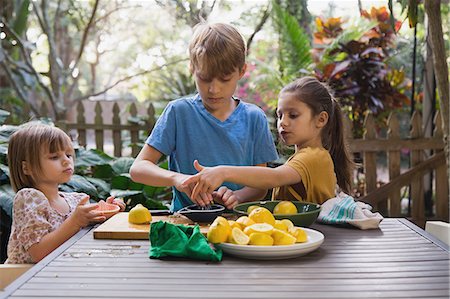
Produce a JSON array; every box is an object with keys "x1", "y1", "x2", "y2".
[
  {"x1": 312, "y1": 8, "x2": 410, "y2": 137},
  {"x1": 271, "y1": 0, "x2": 312, "y2": 83}
]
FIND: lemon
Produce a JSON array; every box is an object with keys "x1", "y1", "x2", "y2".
[
  {"x1": 289, "y1": 227, "x2": 308, "y2": 243},
  {"x1": 273, "y1": 220, "x2": 288, "y2": 231},
  {"x1": 243, "y1": 223, "x2": 274, "y2": 236},
  {"x1": 128, "y1": 204, "x2": 152, "y2": 224},
  {"x1": 228, "y1": 220, "x2": 242, "y2": 230},
  {"x1": 281, "y1": 219, "x2": 295, "y2": 231},
  {"x1": 227, "y1": 227, "x2": 250, "y2": 245},
  {"x1": 248, "y1": 232, "x2": 274, "y2": 246},
  {"x1": 236, "y1": 216, "x2": 256, "y2": 227},
  {"x1": 273, "y1": 201, "x2": 298, "y2": 215},
  {"x1": 271, "y1": 228, "x2": 296, "y2": 245},
  {"x1": 248, "y1": 207, "x2": 276, "y2": 226},
  {"x1": 246, "y1": 205, "x2": 260, "y2": 214},
  {"x1": 207, "y1": 216, "x2": 231, "y2": 244}
]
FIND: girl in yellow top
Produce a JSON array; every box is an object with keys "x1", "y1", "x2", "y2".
[{"x1": 183, "y1": 76, "x2": 354, "y2": 205}]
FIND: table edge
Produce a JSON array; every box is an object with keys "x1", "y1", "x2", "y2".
[
  {"x1": 398, "y1": 218, "x2": 449, "y2": 252},
  {"x1": 0, "y1": 226, "x2": 91, "y2": 299}
]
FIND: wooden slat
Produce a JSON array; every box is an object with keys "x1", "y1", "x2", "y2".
[
  {"x1": 94, "y1": 102, "x2": 103, "y2": 152},
  {"x1": 363, "y1": 114, "x2": 378, "y2": 211},
  {"x1": 349, "y1": 138, "x2": 444, "y2": 152},
  {"x1": 410, "y1": 112, "x2": 424, "y2": 225},
  {"x1": 129, "y1": 102, "x2": 140, "y2": 157},
  {"x1": 387, "y1": 112, "x2": 401, "y2": 216},
  {"x1": 433, "y1": 113, "x2": 449, "y2": 221},
  {"x1": 76, "y1": 102, "x2": 86, "y2": 147},
  {"x1": 112, "y1": 103, "x2": 121, "y2": 157}
]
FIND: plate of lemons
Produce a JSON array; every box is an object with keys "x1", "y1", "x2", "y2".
[
  {"x1": 207, "y1": 204, "x2": 324, "y2": 260},
  {"x1": 217, "y1": 227, "x2": 324, "y2": 260}
]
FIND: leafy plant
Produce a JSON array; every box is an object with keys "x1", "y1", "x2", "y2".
[{"x1": 313, "y1": 7, "x2": 410, "y2": 137}]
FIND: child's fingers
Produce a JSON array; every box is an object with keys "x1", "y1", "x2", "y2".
[
  {"x1": 78, "y1": 195, "x2": 90, "y2": 206},
  {"x1": 193, "y1": 160, "x2": 204, "y2": 173},
  {"x1": 106, "y1": 196, "x2": 114, "y2": 204},
  {"x1": 222, "y1": 189, "x2": 233, "y2": 202},
  {"x1": 83, "y1": 203, "x2": 100, "y2": 212},
  {"x1": 181, "y1": 176, "x2": 198, "y2": 188},
  {"x1": 114, "y1": 199, "x2": 126, "y2": 211},
  {"x1": 214, "y1": 186, "x2": 228, "y2": 199},
  {"x1": 191, "y1": 182, "x2": 201, "y2": 200}
]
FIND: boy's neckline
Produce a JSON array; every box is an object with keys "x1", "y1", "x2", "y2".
[{"x1": 196, "y1": 94, "x2": 241, "y2": 123}]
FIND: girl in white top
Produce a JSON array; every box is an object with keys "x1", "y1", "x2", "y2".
[{"x1": 6, "y1": 123, "x2": 124, "y2": 263}]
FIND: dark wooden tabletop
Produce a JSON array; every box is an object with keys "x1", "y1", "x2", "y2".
[{"x1": 2, "y1": 218, "x2": 449, "y2": 299}]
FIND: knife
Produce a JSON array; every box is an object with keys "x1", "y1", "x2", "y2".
[{"x1": 149, "y1": 210, "x2": 173, "y2": 216}]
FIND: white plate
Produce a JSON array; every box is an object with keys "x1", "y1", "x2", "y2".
[{"x1": 217, "y1": 227, "x2": 324, "y2": 260}]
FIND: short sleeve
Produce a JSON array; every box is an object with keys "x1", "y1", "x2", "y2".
[
  {"x1": 146, "y1": 101, "x2": 177, "y2": 156},
  {"x1": 13, "y1": 189, "x2": 53, "y2": 251},
  {"x1": 251, "y1": 110, "x2": 278, "y2": 165},
  {"x1": 286, "y1": 149, "x2": 317, "y2": 190}
]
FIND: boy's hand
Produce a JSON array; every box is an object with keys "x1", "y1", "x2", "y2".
[
  {"x1": 69, "y1": 196, "x2": 106, "y2": 229},
  {"x1": 175, "y1": 173, "x2": 213, "y2": 207},
  {"x1": 106, "y1": 196, "x2": 126, "y2": 211},
  {"x1": 182, "y1": 160, "x2": 225, "y2": 200},
  {"x1": 213, "y1": 186, "x2": 239, "y2": 209}
]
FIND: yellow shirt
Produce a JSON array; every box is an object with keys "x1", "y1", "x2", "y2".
[{"x1": 271, "y1": 147, "x2": 336, "y2": 204}]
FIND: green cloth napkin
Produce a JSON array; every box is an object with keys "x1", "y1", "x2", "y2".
[{"x1": 149, "y1": 221, "x2": 222, "y2": 262}]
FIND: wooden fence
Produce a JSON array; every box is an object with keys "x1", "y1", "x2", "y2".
[
  {"x1": 54, "y1": 101, "x2": 447, "y2": 226},
  {"x1": 56, "y1": 101, "x2": 156, "y2": 157},
  {"x1": 346, "y1": 111, "x2": 448, "y2": 226}
]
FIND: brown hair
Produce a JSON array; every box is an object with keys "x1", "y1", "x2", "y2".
[
  {"x1": 281, "y1": 76, "x2": 355, "y2": 194},
  {"x1": 189, "y1": 22, "x2": 246, "y2": 79},
  {"x1": 7, "y1": 123, "x2": 74, "y2": 191}
]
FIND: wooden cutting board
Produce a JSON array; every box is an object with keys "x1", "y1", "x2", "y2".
[{"x1": 93, "y1": 212, "x2": 210, "y2": 240}]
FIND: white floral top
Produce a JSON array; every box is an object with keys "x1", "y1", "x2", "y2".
[{"x1": 6, "y1": 188, "x2": 86, "y2": 264}]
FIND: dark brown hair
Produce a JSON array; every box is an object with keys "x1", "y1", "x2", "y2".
[
  {"x1": 8, "y1": 123, "x2": 74, "y2": 191},
  {"x1": 281, "y1": 76, "x2": 355, "y2": 194},
  {"x1": 189, "y1": 22, "x2": 246, "y2": 79}
]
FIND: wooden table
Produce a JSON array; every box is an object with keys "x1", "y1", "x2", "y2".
[{"x1": 1, "y1": 218, "x2": 449, "y2": 299}]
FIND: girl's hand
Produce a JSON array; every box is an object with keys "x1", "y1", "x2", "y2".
[
  {"x1": 69, "y1": 196, "x2": 106, "y2": 229},
  {"x1": 106, "y1": 196, "x2": 126, "y2": 211},
  {"x1": 182, "y1": 160, "x2": 225, "y2": 200},
  {"x1": 175, "y1": 173, "x2": 213, "y2": 207},
  {"x1": 213, "y1": 186, "x2": 239, "y2": 210}
]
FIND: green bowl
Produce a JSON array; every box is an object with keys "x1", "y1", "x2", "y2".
[{"x1": 233, "y1": 200, "x2": 321, "y2": 227}]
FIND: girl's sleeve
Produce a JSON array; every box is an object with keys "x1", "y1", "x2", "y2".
[
  {"x1": 145, "y1": 101, "x2": 176, "y2": 156},
  {"x1": 13, "y1": 189, "x2": 53, "y2": 251}
]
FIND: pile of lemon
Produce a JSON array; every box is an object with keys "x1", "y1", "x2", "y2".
[{"x1": 207, "y1": 202, "x2": 307, "y2": 246}]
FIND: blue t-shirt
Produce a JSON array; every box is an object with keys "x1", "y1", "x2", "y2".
[{"x1": 146, "y1": 94, "x2": 278, "y2": 211}]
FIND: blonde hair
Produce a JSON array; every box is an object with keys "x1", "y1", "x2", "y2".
[
  {"x1": 7, "y1": 123, "x2": 74, "y2": 191},
  {"x1": 189, "y1": 22, "x2": 246, "y2": 79}
]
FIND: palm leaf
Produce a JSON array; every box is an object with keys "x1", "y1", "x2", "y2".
[{"x1": 271, "y1": 0, "x2": 312, "y2": 81}]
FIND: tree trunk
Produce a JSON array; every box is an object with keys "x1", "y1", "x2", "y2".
[{"x1": 424, "y1": 0, "x2": 450, "y2": 192}]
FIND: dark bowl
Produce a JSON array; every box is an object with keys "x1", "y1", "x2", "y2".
[
  {"x1": 233, "y1": 201, "x2": 321, "y2": 227},
  {"x1": 178, "y1": 204, "x2": 225, "y2": 223}
]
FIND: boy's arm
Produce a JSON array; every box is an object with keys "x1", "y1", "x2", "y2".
[
  {"x1": 130, "y1": 145, "x2": 211, "y2": 206},
  {"x1": 130, "y1": 144, "x2": 187, "y2": 189}
]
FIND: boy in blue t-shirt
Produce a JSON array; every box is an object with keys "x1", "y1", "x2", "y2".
[{"x1": 130, "y1": 22, "x2": 278, "y2": 211}]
